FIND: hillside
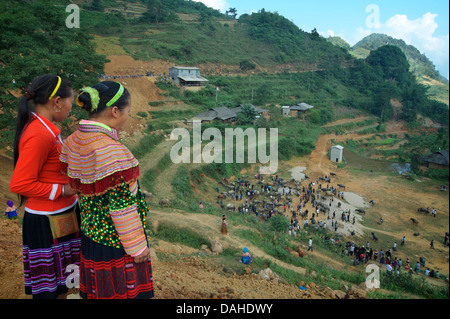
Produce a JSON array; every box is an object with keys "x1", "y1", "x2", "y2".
[
  {"x1": 352, "y1": 33, "x2": 447, "y2": 84},
  {"x1": 327, "y1": 34, "x2": 449, "y2": 105},
  {"x1": 0, "y1": 1, "x2": 449, "y2": 300},
  {"x1": 75, "y1": 0, "x2": 351, "y2": 71}
]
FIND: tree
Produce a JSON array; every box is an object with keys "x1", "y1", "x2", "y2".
[
  {"x1": 372, "y1": 82, "x2": 395, "y2": 122},
  {"x1": 140, "y1": 0, "x2": 171, "y2": 24},
  {"x1": 366, "y1": 45, "x2": 410, "y2": 82},
  {"x1": 225, "y1": 7, "x2": 238, "y2": 19},
  {"x1": 90, "y1": 0, "x2": 104, "y2": 12},
  {"x1": 0, "y1": 1, "x2": 107, "y2": 146},
  {"x1": 236, "y1": 104, "x2": 259, "y2": 125},
  {"x1": 255, "y1": 83, "x2": 273, "y2": 105},
  {"x1": 239, "y1": 59, "x2": 256, "y2": 73},
  {"x1": 311, "y1": 28, "x2": 320, "y2": 40}
]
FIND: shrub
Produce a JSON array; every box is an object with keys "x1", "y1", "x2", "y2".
[{"x1": 270, "y1": 214, "x2": 289, "y2": 232}]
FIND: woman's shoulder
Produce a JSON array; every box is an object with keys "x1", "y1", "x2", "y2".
[{"x1": 21, "y1": 118, "x2": 55, "y2": 142}]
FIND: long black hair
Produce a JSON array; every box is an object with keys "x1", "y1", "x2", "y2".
[{"x1": 13, "y1": 74, "x2": 72, "y2": 167}]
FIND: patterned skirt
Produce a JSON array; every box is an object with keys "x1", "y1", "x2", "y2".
[
  {"x1": 79, "y1": 235, "x2": 154, "y2": 299},
  {"x1": 22, "y1": 206, "x2": 81, "y2": 299},
  {"x1": 221, "y1": 222, "x2": 228, "y2": 234}
]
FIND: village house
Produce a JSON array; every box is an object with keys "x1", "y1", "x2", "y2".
[
  {"x1": 188, "y1": 104, "x2": 269, "y2": 124},
  {"x1": 421, "y1": 149, "x2": 449, "y2": 169},
  {"x1": 282, "y1": 102, "x2": 314, "y2": 119},
  {"x1": 169, "y1": 66, "x2": 209, "y2": 87}
]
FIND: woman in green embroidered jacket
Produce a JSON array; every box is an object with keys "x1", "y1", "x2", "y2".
[{"x1": 60, "y1": 81, "x2": 153, "y2": 299}]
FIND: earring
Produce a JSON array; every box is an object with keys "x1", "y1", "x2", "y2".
[{"x1": 54, "y1": 105, "x2": 62, "y2": 113}]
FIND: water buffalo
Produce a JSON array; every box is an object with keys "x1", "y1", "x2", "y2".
[
  {"x1": 417, "y1": 207, "x2": 430, "y2": 213},
  {"x1": 410, "y1": 218, "x2": 419, "y2": 225},
  {"x1": 371, "y1": 232, "x2": 378, "y2": 242},
  {"x1": 355, "y1": 209, "x2": 366, "y2": 214},
  {"x1": 159, "y1": 199, "x2": 170, "y2": 207},
  {"x1": 337, "y1": 184, "x2": 346, "y2": 190}
]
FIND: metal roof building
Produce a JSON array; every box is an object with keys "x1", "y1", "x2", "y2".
[
  {"x1": 169, "y1": 66, "x2": 209, "y2": 86},
  {"x1": 189, "y1": 104, "x2": 269, "y2": 123}
]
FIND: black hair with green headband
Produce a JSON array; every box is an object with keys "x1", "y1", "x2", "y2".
[
  {"x1": 14, "y1": 74, "x2": 72, "y2": 167},
  {"x1": 76, "y1": 81, "x2": 130, "y2": 114}
]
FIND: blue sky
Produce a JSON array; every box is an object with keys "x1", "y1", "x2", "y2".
[{"x1": 194, "y1": 0, "x2": 449, "y2": 79}]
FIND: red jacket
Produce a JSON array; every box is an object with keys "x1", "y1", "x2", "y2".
[{"x1": 10, "y1": 113, "x2": 77, "y2": 215}]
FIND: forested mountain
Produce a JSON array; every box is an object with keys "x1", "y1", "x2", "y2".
[
  {"x1": 0, "y1": 0, "x2": 448, "y2": 149},
  {"x1": 352, "y1": 33, "x2": 448, "y2": 84}
]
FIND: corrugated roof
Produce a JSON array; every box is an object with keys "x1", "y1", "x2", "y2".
[
  {"x1": 191, "y1": 104, "x2": 269, "y2": 122},
  {"x1": 178, "y1": 75, "x2": 209, "y2": 82},
  {"x1": 192, "y1": 110, "x2": 217, "y2": 121},
  {"x1": 211, "y1": 107, "x2": 236, "y2": 120},
  {"x1": 235, "y1": 104, "x2": 269, "y2": 113},
  {"x1": 290, "y1": 102, "x2": 314, "y2": 111},
  {"x1": 171, "y1": 66, "x2": 200, "y2": 70}
]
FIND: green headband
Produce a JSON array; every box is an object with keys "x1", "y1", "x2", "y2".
[{"x1": 106, "y1": 82, "x2": 124, "y2": 107}]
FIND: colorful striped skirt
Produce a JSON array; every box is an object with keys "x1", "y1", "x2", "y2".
[
  {"x1": 22, "y1": 207, "x2": 81, "y2": 299},
  {"x1": 79, "y1": 235, "x2": 154, "y2": 299}
]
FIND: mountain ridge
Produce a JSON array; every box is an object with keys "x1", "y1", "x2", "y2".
[{"x1": 328, "y1": 33, "x2": 448, "y2": 84}]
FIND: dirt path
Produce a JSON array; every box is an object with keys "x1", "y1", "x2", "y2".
[
  {"x1": 150, "y1": 209, "x2": 308, "y2": 275},
  {"x1": 280, "y1": 116, "x2": 449, "y2": 274},
  {"x1": 322, "y1": 116, "x2": 374, "y2": 128},
  {"x1": 306, "y1": 134, "x2": 335, "y2": 179}
]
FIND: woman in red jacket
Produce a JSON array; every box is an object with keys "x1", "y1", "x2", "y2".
[{"x1": 10, "y1": 74, "x2": 79, "y2": 299}]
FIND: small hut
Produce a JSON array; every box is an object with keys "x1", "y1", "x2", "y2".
[
  {"x1": 282, "y1": 106, "x2": 291, "y2": 116},
  {"x1": 330, "y1": 145, "x2": 344, "y2": 163},
  {"x1": 286, "y1": 103, "x2": 314, "y2": 119},
  {"x1": 422, "y1": 149, "x2": 449, "y2": 169}
]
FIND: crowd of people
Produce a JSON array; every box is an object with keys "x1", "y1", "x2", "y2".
[
  {"x1": 216, "y1": 172, "x2": 350, "y2": 235},
  {"x1": 214, "y1": 171, "x2": 447, "y2": 281},
  {"x1": 342, "y1": 238, "x2": 444, "y2": 279}
]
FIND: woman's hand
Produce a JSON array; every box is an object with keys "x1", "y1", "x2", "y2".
[
  {"x1": 134, "y1": 246, "x2": 151, "y2": 263},
  {"x1": 63, "y1": 183, "x2": 77, "y2": 197}
]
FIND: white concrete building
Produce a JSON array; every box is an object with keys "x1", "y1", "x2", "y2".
[{"x1": 330, "y1": 145, "x2": 344, "y2": 163}]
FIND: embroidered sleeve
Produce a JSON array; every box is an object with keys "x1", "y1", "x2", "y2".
[
  {"x1": 129, "y1": 180, "x2": 138, "y2": 196},
  {"x1": 107, "y1": 181, "x2": 147, "y2": 257}
]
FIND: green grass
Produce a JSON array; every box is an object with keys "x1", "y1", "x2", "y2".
[
  {"x1": 154, "y1": 221, "x2": 209, "y2": 248},
  {"x1": 140, "y1": 153, "x2": 172, "y2": 193}
]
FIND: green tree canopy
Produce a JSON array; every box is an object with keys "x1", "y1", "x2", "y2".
[
  {"x1": 236, "y1": 104, "x2": 259, "y2": 124},
  {"x1": 0, "y1": 0, "x2": 108, "y2": 146},
  {"x1": 366, "y1": 45, "x2": 410, "y2": 82}
]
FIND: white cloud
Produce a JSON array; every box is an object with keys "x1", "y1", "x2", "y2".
[
  {"x1": 192, "y1": 0, "x2": 230, "y2": 12},
  {"x1": 383, "y1": 13, "x2": 448, "y2": 62}
]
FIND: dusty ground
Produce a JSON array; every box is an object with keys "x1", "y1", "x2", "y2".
[{"x1": 1, "y1": 56, "x2": 448, "y2": 299}]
